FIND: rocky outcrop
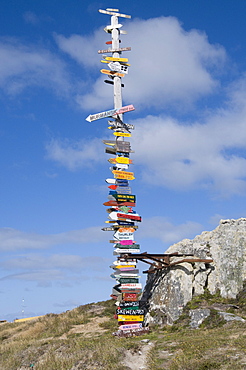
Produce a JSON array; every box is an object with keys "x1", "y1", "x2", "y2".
[{"x1": 142, "y1": 218, "x2": 246, "y2": 325}]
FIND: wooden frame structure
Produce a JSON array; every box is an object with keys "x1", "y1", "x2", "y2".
[{"x1": 118, "y1": 252, "x2": 213, "y2": 273}]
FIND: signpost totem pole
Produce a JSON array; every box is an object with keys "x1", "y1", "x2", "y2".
[{"x1": 86, "y1": 8, "x2": 149, "y2": 337}]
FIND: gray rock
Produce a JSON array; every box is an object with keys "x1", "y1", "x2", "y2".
[
  {"x1": 189, "y1": 308, "x2": 211, "y2": 328},
  {"x1": 142, "y1": 218, "x2": 246, "y2": 325},
  {"x1": 218, "y1": 311, "x2": 245, "y2": 322}
]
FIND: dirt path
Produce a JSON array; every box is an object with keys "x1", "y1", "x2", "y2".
[{"x1": 122, "y1": 341, "x2": 154, "y2": 370}]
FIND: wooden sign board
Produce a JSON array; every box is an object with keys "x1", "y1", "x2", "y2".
[
  {"x1": 110, "y1": 163, "x2": 129, "y2": 170},
  {"x1": 86, "y1": 108, "x2": 116, "y2": 122},
  {"x1": 105, "y1": 147, "x2": 117, "y2": 155},
  {"x1": 116, "y1": 179, "x2": 129, "y2": 185},
  {"x1": 114, "y1": 265, "x2": 136, "y2": 270},
  {"x1": 109, "y1": 157, "x2": 133, "y2": 164},
  {"x1": 123, "y1": 293, "x2": 138, "y2": 301},
  {"x1": 113, "y1": 194, "x2": 136, "y2": 202},
  {"x1": 103, "y1": 56, "x2": 129, "y2": 63},
  {"x1": 114, "y1": 231, "x2": 134, "y2": 240},
  {"x1": 116, "y1": 309, "x2": 144, "y2": 316},
  {"x1": 99, "y1": 9, "x2": 131, "y2": 19},
  {"x1": 114, "y1": 269, "x2": 139, "y2": 276},
  {"x1": 119, "y1": 324, "x2": 142, "y2": 331},
  {"x1": 103, "y1": 139, "x2": 130, "y2": 146},
  {"x1": 118, "y1": 301, "x2": 140, "y2": 309},
  {"x1": 113, "y1": 327, "x2": 150, "y2": 338},
  {"x1": 100, "y1": 69, "x2": 125, "y2": 78},
  {"x1": 98, "y1": 47, "x2": 131, "y2": 54},
  {"x1": 118, "y1": 278, "x2": 139, "y2": 284},
  {"x1": 114, "y1": 243, "x2": 140, "y2": 249},
  {"x1": 113, "y1": 172, "x2": 135, "y2": 180},
  {"x1": 115, "y1": 104, "x2": 135, "y2": 115},
  {"x1": 117, "y1": 213, "x2": 141, "y2": 222},
  {"x1": 118, "y1": 315, "x2": 144, "y2": 322},
  {"x1": 113, "y1": 132, "x2": 131, "y2": 137},
  {"x1": 114, "y1": 249, "x2": 140, "y2": 254},
  {"x1": 121, "y1": 283, "x2": 142, "y2": 289}
]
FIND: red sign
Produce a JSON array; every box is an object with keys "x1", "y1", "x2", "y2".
[{"x1": 123, "y1": 293, "x2": 138, "y2": 301}]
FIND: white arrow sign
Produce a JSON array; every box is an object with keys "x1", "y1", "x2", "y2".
[
  {"x1": 104, "y1": 24, "x2": 123, "y2": 33},
  {"x1": 108, "y1": 62, "x2": 128, "y2": 74},
  {"x1": 86, "y1": 108, "x2": 117, "y2": 122}
]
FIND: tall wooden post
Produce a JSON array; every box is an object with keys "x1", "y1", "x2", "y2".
[{"x1": 86, "y1": 8, "x2": 148, "y2": 337}]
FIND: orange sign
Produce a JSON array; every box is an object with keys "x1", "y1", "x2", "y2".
[{"x1": 100, "y1": 69, "x2": 124, "y2": 78}]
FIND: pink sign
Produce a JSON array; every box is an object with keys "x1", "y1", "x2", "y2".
[
  {"x1": 120, "y1": 240, "x2": 133, "y2": 245},
  {"x1": 119, "y1": 323, "x2": 142, "y2": 331}
]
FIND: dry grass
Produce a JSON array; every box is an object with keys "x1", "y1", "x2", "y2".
[{"x1": 0, "y1": 295, "x2": 245, "y2": 370}]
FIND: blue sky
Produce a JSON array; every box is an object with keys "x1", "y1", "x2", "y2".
[{"x1": 1, "y1": 0, "x2": 246, "y2": 321}]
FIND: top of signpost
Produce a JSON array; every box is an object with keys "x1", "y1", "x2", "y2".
[{"x1": 99, "y1": 9, "x2": 131, "y2": 19}]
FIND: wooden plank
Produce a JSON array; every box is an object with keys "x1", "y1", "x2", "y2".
[
  {"x1": 116, "y1": 309, "x2": 144, "y2": 316},
  {"x1": 114, "y1": 243, "x2": 140, "y2": 249},
  {"x1": 103, "y1": 139, "x2": 130, "y2": 146},
  {"x1": 113, "y1": 327, "x2": 150, "y2": 337},
  {"x1": 118, "y1": 315, "x2": 144, "y2": 322},
  {"x1": 115, "y1": 104, "x2": 135, "y2": 115},
  {"x1": 113, "y1": 194, "x2": 136, "y2": 202},
  {"x1": 113, "y1": 171, "x2": 135, "y2": 180},
  {"x1": 108, "y1": 157, "x2": 133, "y2": 164},
  {"x1": 103, "y1": 56, "x2": 129, "y2": 63},
  {"x1": 117, "y1": 213, "x2": 141, "y2": 222},
  {"x1": 123, "y1": 293, "x2": 138, "y2": 301},
  {"x1": 99, "y1": 9, "x2": 131, "y2": 18},
  {"x1": 113, "y1": 132, "x2": 131, "y2": 137},
  {"x1": 86, "y1": 108, "x2": 116, "y2": 122},
  {"x1": 100, "y1": 69, "x2": 125, "y2": 78},
  {"x1": 98, "y1": 47, "x2": 131, "y2": 54}
]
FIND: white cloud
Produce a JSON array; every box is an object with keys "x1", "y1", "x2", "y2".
[
  {"x1": 0, "y1": 226, "x2": 107, "y2": 251},
  {"x1": 130, "y1": 86, "x2": 246, "y2": 196},
  {"x1": 45, "y1": 138, "x2": 105, "y2": 170},
  {"x1": 54, "y1": 30, "x2": 105, "y2": 68},
  {"x1": 23, "y1": 11, "x2": 39, "y2": 25},
  {"x1": 2, "y1": 254, "x2": 108, "y2": 272},
  {"x1": 67, "y1": 16, "x2": 226, "y2": 111},
  {"x1": 138, "y1": 216, "x2": 202, "y2": 244},
  {"x1": 0, "y1": 38, "x2": 71, "y2": 97},
  {"x1": 49, "y1": 73, "x2": 246, "y2": 196}
]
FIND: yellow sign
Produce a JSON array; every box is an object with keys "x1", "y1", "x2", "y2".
[
  {"x1": 113, "y1": 132, "x2": 131, "y2": 137},
  {"x1": 101, "y1": 60, "x2": 130, "y2": 66},
  {"x1": 115, "y1": 265, "x2": 136, "y2": 269},
  {"x1": 118, "y1": 315, "x2": 144, "y2": 322},
  {"x1": 113, "y1": 173, "x2": 135, "y2": 180},
  {"x1": 104, "y1": 56, "x2": 129, "y2": 63},
  {"x1": 100, "y1": 69, "x2": 124, "y2": 78}
]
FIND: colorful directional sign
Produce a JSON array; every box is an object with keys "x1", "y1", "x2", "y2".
[
  {"x1": 100, "y1": 69, "x2": 125, "y2": 78},
  {"x1": 86, "y1": 108, "x2": 116, "y2": 122},
  {"x1": 108, "y1": 157, "x2": 133, "y2": 164},
  {"x1": 103, "y1": 56, "x2": 129, "y2": 63},
  {"x1": 113, "y1": 132, "x2": 131, "y2": 137},
  {"x1": 118, "y1": 315, "x2": 144, "y2": 322},
  {"x1": 98, "y1": 47, "x2": 131, "y2": 54},
  {"x1": 98, "y1": 9, "x2": 131, "y2": 19}
]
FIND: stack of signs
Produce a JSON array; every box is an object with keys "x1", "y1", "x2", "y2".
[{"x1": 87, "y1": 8, "x2": 147, "y2": 337}]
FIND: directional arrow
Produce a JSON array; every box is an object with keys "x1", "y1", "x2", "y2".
[{"x1": 86, "y1": 108, "x2": 117, "y2": 122}]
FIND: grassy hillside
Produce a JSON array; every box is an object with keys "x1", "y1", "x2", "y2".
[{"x1": 0, "y1": 290, "x2": 245, "y2": 370}]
